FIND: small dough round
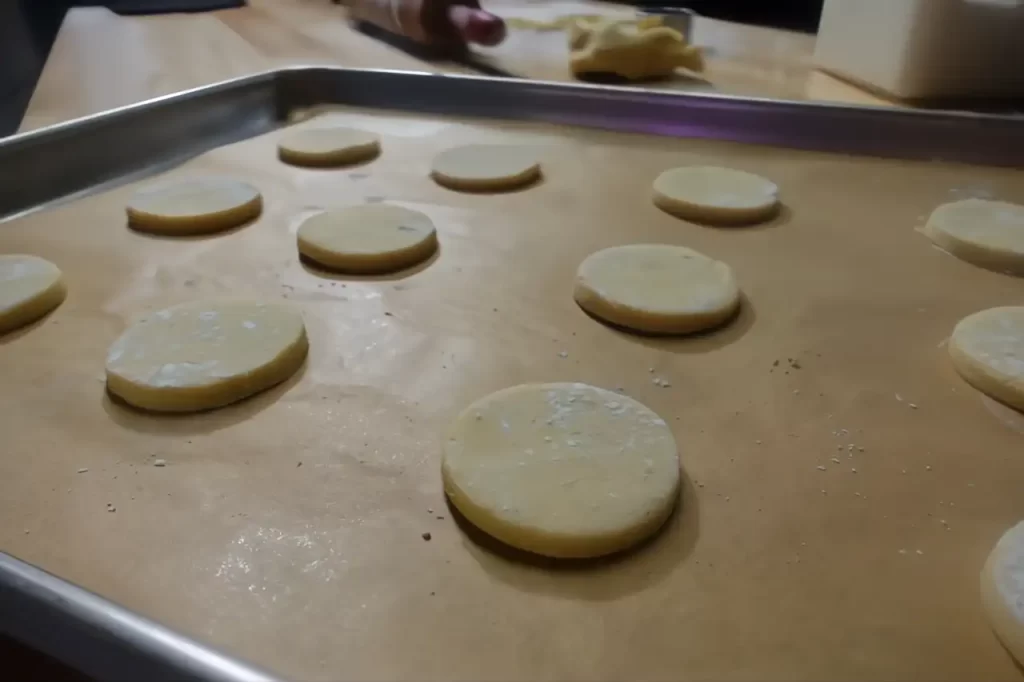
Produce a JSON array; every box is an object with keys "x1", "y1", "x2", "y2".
[
  {"x1": 431, "y1": 144, "x2": 541, "y2": 192},
  {"x1": 981, "y1": 520, "x2": 1024, "y2": 666},
  {"x1": 925, "y1": 199, "x2": 1024, "y2": 275},
  {"x1": 297, "y1": 204, "x2": 438, "y2": 274},
  {"x1": 574, "y1": 244, "x2": 740, "y2": 334},
  {"x1": 653, "y1": 166, "x2": 779, "y2": 224},
  {"x1": 949, "y1": 307, "x2": 1024, "y2": 412},
  {"x1": 106, "y1": 301, "x2": 307, "y2": 412},
  {"x1": 0, "y1": 255, "x2": 66, "y2": 334},
  {"x1": 126, "y1": 177, "x2": 262, "y2": 235},
  {"x1": 442, "y1": 382, "x2": 680, "y2": 558},
  {"x1": 278, "y1": 127, "x2": 381, "y2": 167}
]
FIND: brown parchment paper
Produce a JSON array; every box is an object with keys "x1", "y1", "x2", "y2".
[{"x1": 2, "y1": 108, "x2": 1024, "y2": 682}]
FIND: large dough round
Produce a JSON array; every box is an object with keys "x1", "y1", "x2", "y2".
[
  {"x1": 981, "y1": 520, "x2": 1024, "y2": 665},
  {"x1": 431, "y1": 144, "x2": 541, "y2": 192},
  {"x1": 126, "y1": 177, "x2": 262, "y2": 235},
  {"x1": 297, "y1": 204, "x2": 438, "y2": 274},
  {"x1": 925, "y1": 199, "x2": 1024, "y2": 275},
  {"x1": 278, "y1": 127, "x2": 381, "y2": 167},
  {"x1": 653, "y1": 166, "x2": 779, "y2": 224},
  {"x1": 0, "y1": 255, "x2": 66, "y2": 334},
  {"x1": 574, "y1": 244, "x2": 740, "y2": 334},
  {"x1": 106, "y1": 301, "x2": 307, "y2": 412},
  {"x1": 949, "y1": 307, "x2": 1024, "y2": 412},
  {"x1": 442, "y1": 382, "x2": 680, "y2": 558}
]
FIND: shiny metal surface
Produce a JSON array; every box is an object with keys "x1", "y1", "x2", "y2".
[{"x1": 2, "y1": 66, "x2": 1023, "y2": 222}]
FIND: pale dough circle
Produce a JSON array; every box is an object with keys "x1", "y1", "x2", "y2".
[
  {"x1": 574, "y1": 244, "x2": 740, "y2": 334},
  {"x1": 924, "y1": 199, "x2": 1024, "y2": 275},
  {"x1": 949, "y1": 307, "x2": 1024, "y2": 412},
  {"x1": 0, "y1": 255, "x2": 67, "y2": 334},
  {"x1": 442, "y1": 382, "x2": 680, "y2": 558},
  {"x1": 981, "y1": 520, "x2": 1024, "y2": 666},
  {"x1": 653, "y1": 166, "x2": 779, "y2": 224},
  {"x1": 106, "y1": 301, "x2": 308, "y2": 412},
  {"x1": 278, "y1": 127, "x2": 381, "y2": 167},
  {"x1": 297, "y1": 204, "x2": 438, "y2": 274},
  {"x1": 431, "y1": 144, "x2": 541, "y2": 192},
  {"x1": 126, "y1": 177, "x2": 262, "y2": 235}
]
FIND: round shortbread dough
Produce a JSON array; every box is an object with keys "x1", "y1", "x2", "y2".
[
  {"x1": 0, "y1": 255, "x2": 66, "y2": 334},
  {"x1": 653, "y1": 166, "x2": 779, "y2": 224},
  {"x1": 442, "y1": 382, "x2": 680, "y2": 558},
  {"x1": 297, "y1": 204, "x2": 438, "y2": 274},
  {"x1": 431, "y1": 144, "x2": 541, "y2": 192},
  {"x1": 126, "y1": 177, "x2": 262, "y2": 235},
  {"x1": 574, "y1": 244, "x2": 740, "y2": 334},
  {"x1": 981, "y1": 520, "x2": 1024, "y2": 666},
  {"x1": 278, "y1": 127, "x2": 381, "y2": 167},
  {"x1": 106, "y1": 301, "x2": 307, "y2": 412},
  {"x1": 924, "y1": 199, "x2": 1024, "y2": 275},
  {"x1": 949, "y1": 307, "x2": 1024, "y2": 412}
]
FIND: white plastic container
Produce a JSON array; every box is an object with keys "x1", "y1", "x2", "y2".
[{"x1": 814, "y1": 0, "x2": 1024, "y2": 100}]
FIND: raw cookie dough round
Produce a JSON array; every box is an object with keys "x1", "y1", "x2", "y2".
[
  {"x1": 297, "y1": 204, "x2": 438, "y2": 274},
  {"x1": 574, "y1": 244, "x2": 740, "y2": 334},
  {"x1": 653, "y1": 166, "x2": 779, "y2": 224},
  {"x1": 924, "y1": 199, "x2": 1024, "y2": 275},
  {"x1": 431, "y1": 144, "x2": 541, "y2": 192},
  {"x1": 949, "y1": 307, "x2": 1024, "y2": 412},
  {"x1": 126, "y1": 177, "x2": 262, "y2": 235},
  {"x1": 278, "y1": 127, "x2": 381, "y2": 167},
  {"x1": 442, "y1": 382, "x2": 680, "y2": 558},
  {"x1": 981, "y1": 520, "x2": 1024, "y2": 665},
  {"x1": 0, "y1": 255, "x2": 66, "y2": 334},
  {"x1": 106, "y1": 301, "x2": 307, "y2": 412}
]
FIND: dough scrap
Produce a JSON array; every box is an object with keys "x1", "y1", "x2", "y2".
[
  {"x1": 297, "y1": 204, "x2": 438, "y2": 274},
  {"x1": 981, "y1": 520, "x2": 1024, "y2": 666},
  {"x1": 949, "y1": 306, "x2": 1024, "y2": 412},
  {"x1": 278, "y1": 127, "x2": 381, "y2": 167},
  {"x1": 442, "y1": 382, "x2": 680, "y2": 558},
  {"x1": 126, "y1": 177, "x2": 262, "y2": 235},
  {"x1": 924, "y1": 199, "x2": 1024, "y2": 275},
  {"x1": 106, "y1": 301, "x2": 307, "y2": 412},
  {"x1": 0, "y1": 255, "x2": 66, "y2": 334},
  {"x1": 574, "y1": 244, "x2": 740, "y2": 334},
  {"x1": 570, "y1": 18, "x2": 704, "y2": 80},
  {"x1": 431, "y1": 144, "x2": 541, "y2": 192},
  {"x1": 653, "y1": 166, "x2": 779, "y2": 225}
]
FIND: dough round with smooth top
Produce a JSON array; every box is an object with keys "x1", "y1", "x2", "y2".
[
  {"x1": 949, "y1": 307, "x2": 1024, "y2": 412},
  {"x1": 653, "y1": 166, "x2": 779, "y2": 224},
  {"x1": 106, "y1": 301, "x2": 307, "y2": 412},
  {"x1": 0, "y1": 255, "x2": 66, "y2": 334},
  {"x1": 981, "y1": 520, "x2": 1024, "y2": 665},
  {"x1": 925, "y1": 199, "x2": 1024, "y2": 275},
  {"x1": 431, "y1": 144, "x2": 541, "y2": 191},
  {"x1": 442, "y1": 382, "x2": 680, "y2": 558},
  {"x1": 574, "y1": 244, "x2": 740, "y2": 334},
  {"x1": 297, "y1": 204, "x2": 438, "y2": 273},
  {"x1": 278, "y1": 127, "x2": 381, "y2": 167},
  {"x1": 126, "y1": 177, "x2": 262, "y2": 235}
]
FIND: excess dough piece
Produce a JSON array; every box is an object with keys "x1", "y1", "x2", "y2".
[
  {"x1": 297, "y1": 204, "x2": 438, "y2": 273},
  {"x1": 126, "y1": 177, "x2": 262, "y2": 235},
  {"x1": 431, "y1": 144, "x2": 540, "y2": 192},
  {"x1": 278, "y1": 127, "x2": 381, "y2": 167},
  {"x1": 442, "y1": 383, "x2": 680, "y2": 558},
  {"x1": 981, "y1": 520, "x2": 1024, "y2": 665},
  {"x1": 570, "y1": 18, "x2": 704, "y2": 80},
  {"x1": 653, "y1": 166, "x2": 779, "y2": 224},
  {"x1": 106, "y1": 301, "x2": 308, "y2": 412},
  {"x1": 924, "y1": 198, "x2": 1024, "y2": 275},
  {"x1": 949, "y1": 307, "x2": 1024, "y2": 412},
  {"x1": 574, "y1": 244, "x2": 740, "y2": 334},
  {"x1": 0, "y1": 255, "x2": 66, "y2": 334}
]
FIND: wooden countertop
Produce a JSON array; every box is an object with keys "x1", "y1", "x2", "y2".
[{"x1": 18, "y1": 0, "x2": 890, "y2": 133}]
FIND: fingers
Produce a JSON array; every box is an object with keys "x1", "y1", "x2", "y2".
[{"x1": 447, "y1": 5, "x2": 507, "y2": 46}]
